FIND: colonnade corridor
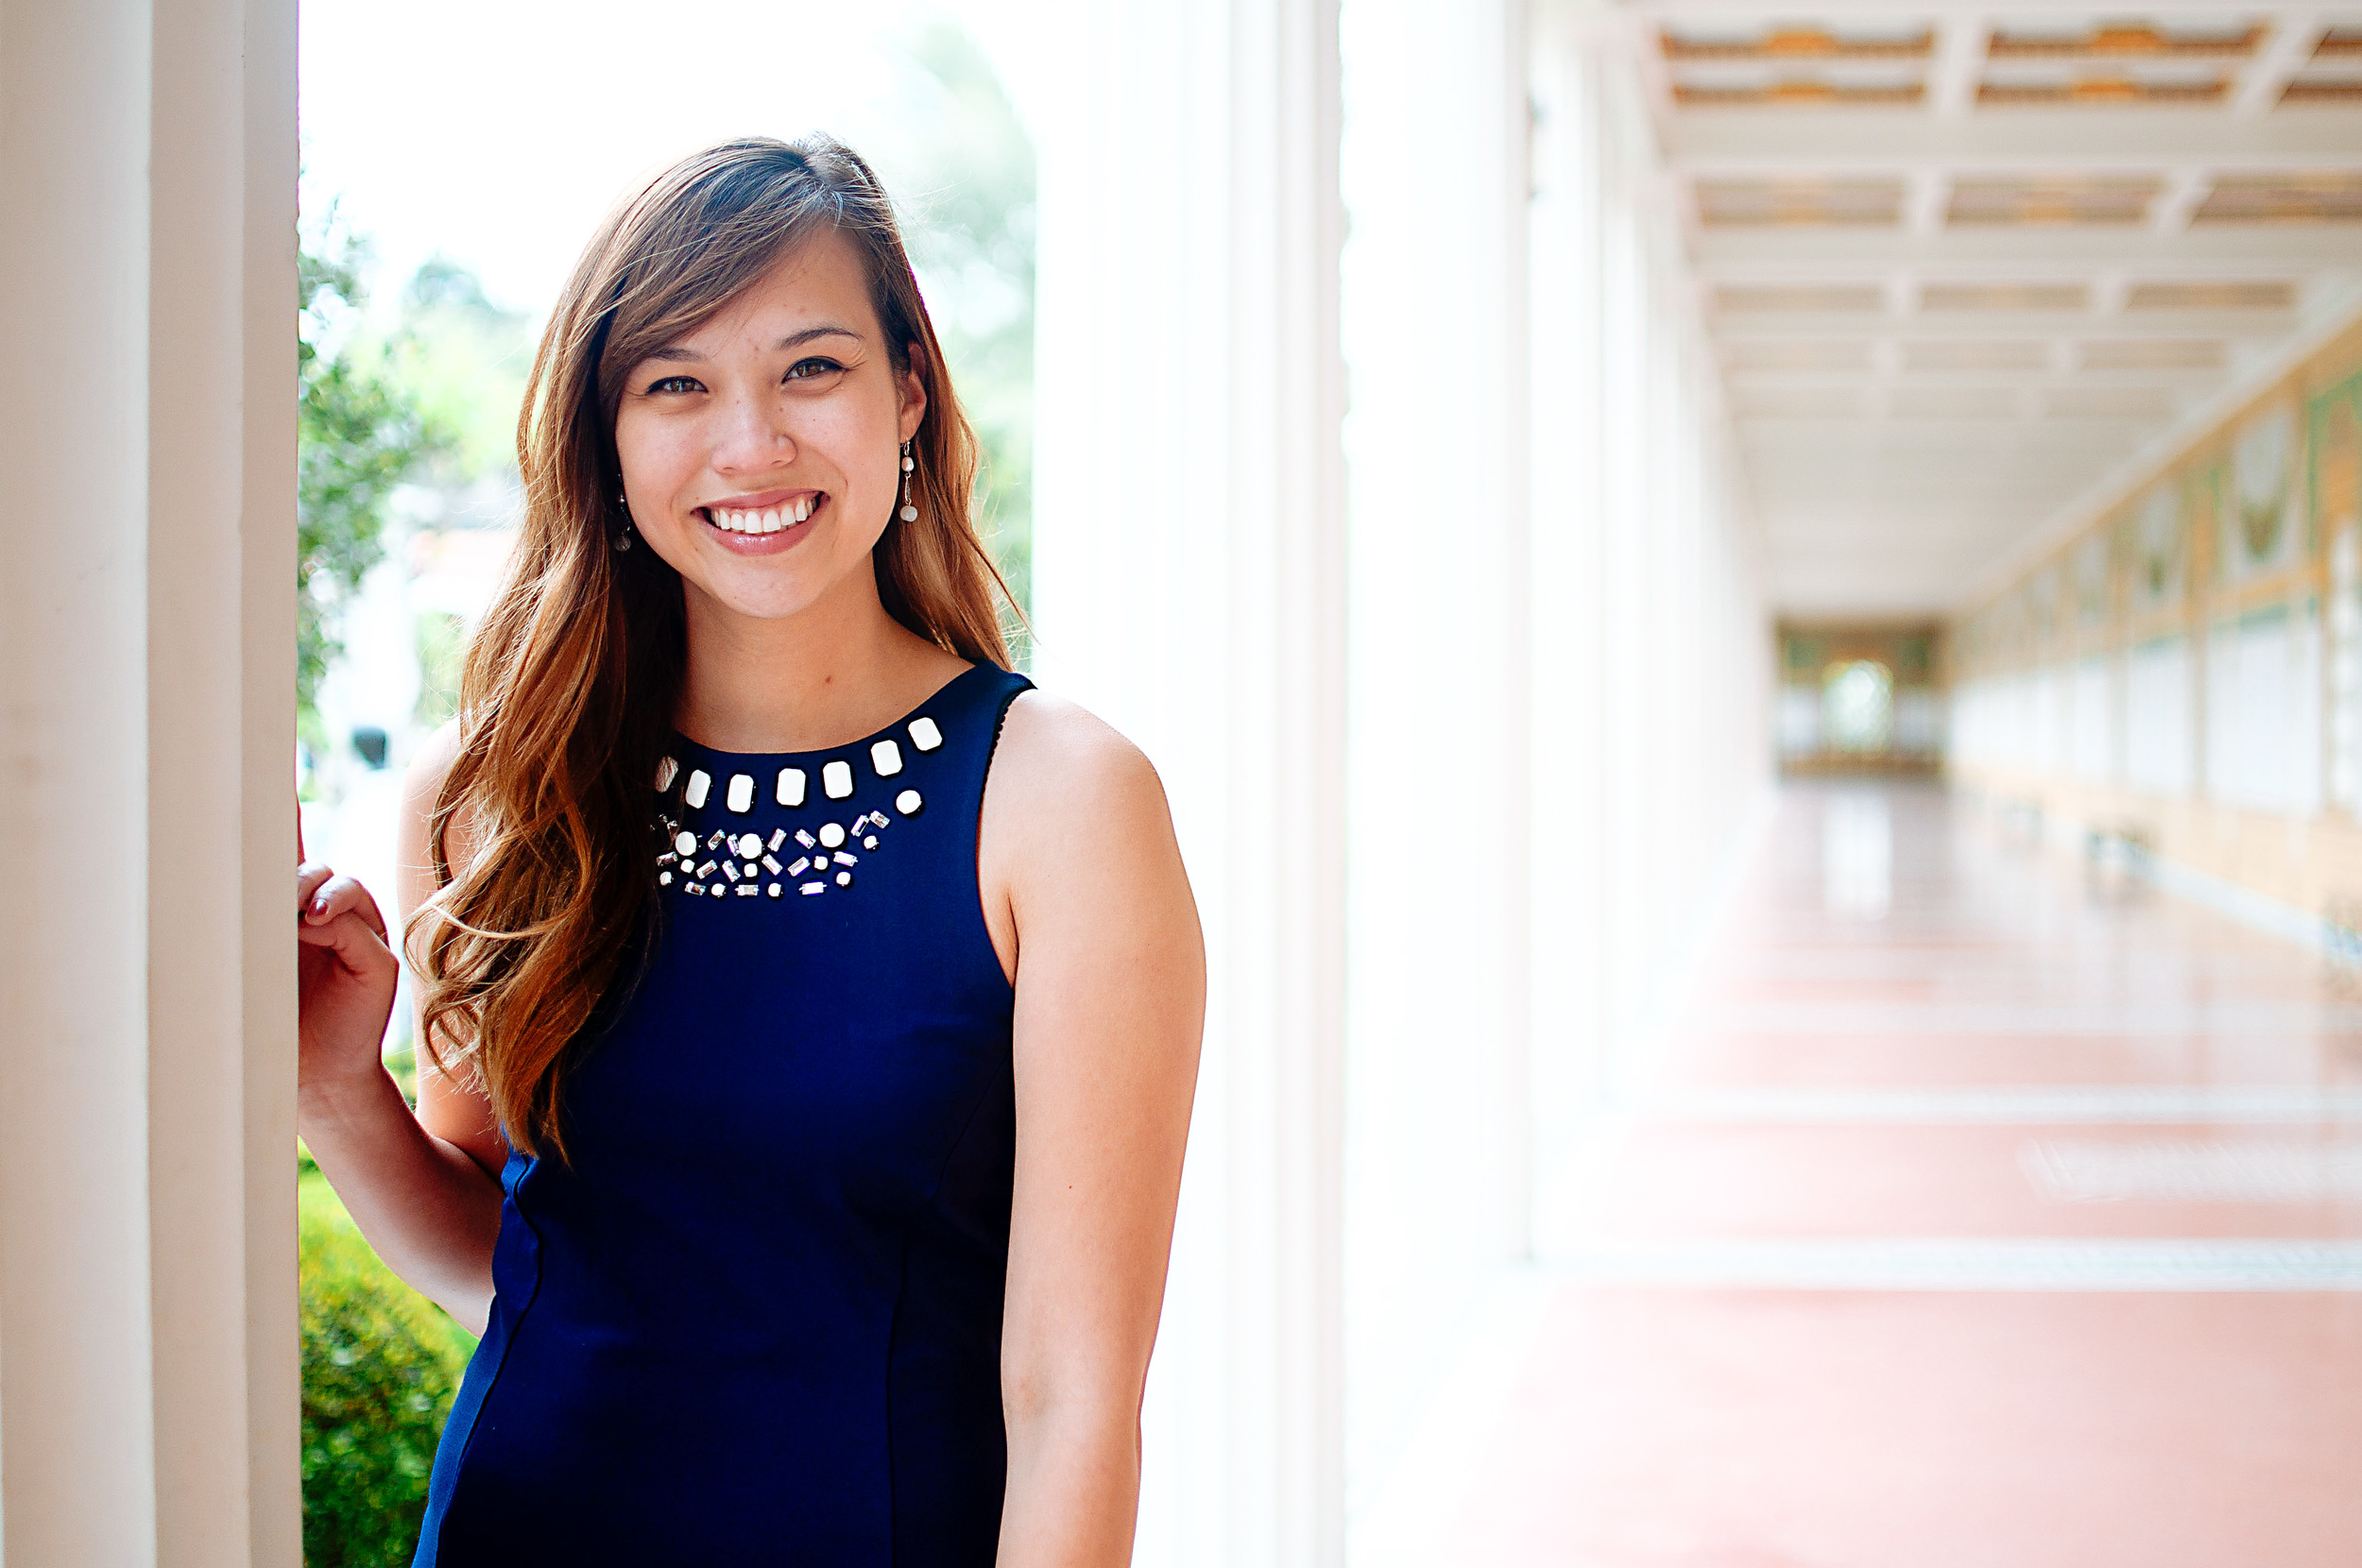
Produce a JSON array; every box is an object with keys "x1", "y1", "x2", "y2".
[{"x1": 1381, "y1": 782, "x2": 2362, "y2": 1566}]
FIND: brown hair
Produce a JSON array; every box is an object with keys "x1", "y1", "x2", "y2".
[{"x1": 409, "y1": 135, "x2": 1014, "y2": 1157}]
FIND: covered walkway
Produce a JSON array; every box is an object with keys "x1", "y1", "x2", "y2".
[{"x1": 1368, "y1": 782, "x2": 2362, "y2": 1565}]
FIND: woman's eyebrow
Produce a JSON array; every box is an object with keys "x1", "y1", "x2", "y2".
[
  {"x1": 775, "y1": 325, "x2": 860, "y2": 350},
  {"x1": 641, "y1": 324, "x2": 860, "y2": 366}
]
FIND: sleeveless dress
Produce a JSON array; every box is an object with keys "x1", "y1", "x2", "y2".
[{"x1": 416, "y1": 663, "x2": 1033, "y2": 1567}]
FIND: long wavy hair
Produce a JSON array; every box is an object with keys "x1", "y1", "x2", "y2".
[{"x1": 409, "y1": 135, "x2": 1015, "y2": 1157}]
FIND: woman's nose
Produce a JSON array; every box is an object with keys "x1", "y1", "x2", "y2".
[{"x1": 710, "y1": 387, "x2": 796, "y2": 473}]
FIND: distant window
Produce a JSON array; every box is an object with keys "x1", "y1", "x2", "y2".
[{"x1": 1823, "y1": 660, "x2": 1893, "y2": 753}]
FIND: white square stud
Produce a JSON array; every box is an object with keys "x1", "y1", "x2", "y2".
[
  {"x1": 683, "y1": 769, "x2": 711, "y2": 809},
  {"x1": 777, "y1": 768, "x2": 806, "y2": 808},
  {"x1": 870, "y1": 739, "x2": 903, "y2": 777},
  {"x1": 908, "y1": 716, "x2": 944, "y2": 752},
  {"x1": 655, "y1": 756, "x2": 679, "y2": 792},
  {"x1": 822, "y1": 760, "x2": 854, "y2": 799},
  {"x1": 726, "y1": 773, "x2": 755, "y2": 813}
]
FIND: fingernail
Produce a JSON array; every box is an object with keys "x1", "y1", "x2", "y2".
[{"x1": 311, "y1": 896, "x2": 328, "y2": 914}]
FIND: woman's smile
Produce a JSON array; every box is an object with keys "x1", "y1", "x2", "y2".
[{"x1": 698, "y1": 488, "x2": 827, "y2": 552}]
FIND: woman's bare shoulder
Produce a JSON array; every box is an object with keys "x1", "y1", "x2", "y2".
[
  {"x1": 403, "y1": 719, "x2": 466, "y2": 804},
  {"x1": 990, "y1": 690, "x2": 1170, "y2": 830},
  {"x1": 982, "y1": 688, "x2": 1190, "y2": 946},
  {"x1": 397, "y1": 720, "x2": 476, "y2": 910}
]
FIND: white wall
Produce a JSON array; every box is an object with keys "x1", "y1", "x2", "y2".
[
  {"x1": 2333, "y1": 529, "x2": 2362, "y2": 814},
  {"x1": 2126, "y1": 638, "x2": 2197, "y2": 796},
  {"x1": 1956, "y1": 604, "x2": 2329, "y2": 816}
]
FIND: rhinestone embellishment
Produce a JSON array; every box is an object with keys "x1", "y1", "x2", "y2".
[{"x1": 650, "y1": 713, "x2": 939, "y2": 904}]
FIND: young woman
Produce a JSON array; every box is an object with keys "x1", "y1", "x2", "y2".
[{"x1": 295, "y1": 136, "x2": 1205, "y2": 1567}]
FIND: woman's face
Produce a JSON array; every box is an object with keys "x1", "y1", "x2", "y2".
[{"x1": 612, "y1": 229, "x2": 925, "y2": 624}]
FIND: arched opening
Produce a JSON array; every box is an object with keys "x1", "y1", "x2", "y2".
[{"x1": 1823, "y1": 659, "x2": 1894, "y2": 755}]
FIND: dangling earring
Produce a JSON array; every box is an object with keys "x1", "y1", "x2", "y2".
[
  {"x1": 613, "y1": 491, "x2": 635, "y2": 553},
  {"x1": 897, "y1": 440, "x2": 919, "y2": 523}
]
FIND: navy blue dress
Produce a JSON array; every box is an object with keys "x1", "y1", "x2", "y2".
[{"x1": 416, "y1": 663, "x2": 1032, "y2": 1566}]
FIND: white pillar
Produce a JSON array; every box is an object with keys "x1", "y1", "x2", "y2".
[
  {"x1": 1526, "y1": 14, "x2": 1611, "y2": 1180},
  {"x1": 1021, "y1": 2, "x2": 1346, "y2": 1563},
  {"x1": 1337, "y1": 0, "x2": 1532, "y2": 1467},
  {"x1": 0, "y1": 1, "x2": 300, "y2": 1562}
]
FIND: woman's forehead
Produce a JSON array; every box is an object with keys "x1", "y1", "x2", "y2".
[{"x1": 686, "y1": 230, "x2": 876, "y2": 349}]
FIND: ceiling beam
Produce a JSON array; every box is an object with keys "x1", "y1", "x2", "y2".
[
  {"x1": 1691, "y1": 226, "x2": 2362, "y2": 267},
  {"x1": 1927, "y1": 15, "x2": 1986, "y2": 120},
  {"x1": 2148, "y1": 168, "x2": 2211, "y2": 233},
  {"x1": 2233, "y1": 12, "x2": 2326, "y2": 117},
  {"x1": 1722, "y1": 366, "x2": 2228, "y2": 386},
  {"x1": 1706, "y1": 310, "x2": 2298, "y2": 339},
  {"x1": 1661, "y1": 110, "x2": 2362, "y2": 170},
  {"x1": 1630, "y1": 0, "x2": 2333, "y2": 23}
]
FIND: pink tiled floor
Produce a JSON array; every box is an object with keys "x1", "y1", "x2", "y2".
[
  {"x1": 1463, "y1": 784, "x2": 2362, "y2": 1567},
  {"x1": 1457, "y1": 1290, "x2": 2362, "y2": 1568}
]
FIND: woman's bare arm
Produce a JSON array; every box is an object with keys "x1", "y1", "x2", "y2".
[
  {"x1": 297, "y1": 721, "x2": 506, "y2": 1334},
  {"x1": 985, "y1": 694, "x2": 1206, "y2": 1568}
]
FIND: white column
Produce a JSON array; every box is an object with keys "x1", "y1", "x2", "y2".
[
  {"x1": 1526, "y1": 15, "x2": 1611, "y2": 1189},
  {"x1": 1338, "y1": 0, "x2": 1532, "y2": 1467},
  {"x1": 0, "y1": 1, "x2": 300, "y2": 1562},
  {"x1": 1019, "y1": 2, "x2": 1346, "y2": 1563},
  {"x1": 1522, "y1": 9, "x2": 1775, "y2": 1252}
]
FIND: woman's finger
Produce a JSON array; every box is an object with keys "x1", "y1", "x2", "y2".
[
  {"x1": 305, "y1": 874, "x2": 388, "y2": 937},
  {"x1": 298, "y1": 861, "x2": 336, "y2": 910},
  {"x1": 298, "y1": 908, "x2": 399, "y2": 980}
]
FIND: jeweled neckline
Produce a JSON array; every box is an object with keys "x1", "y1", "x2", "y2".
[{"x1": 648, "y1": 672, "x2": 968, "y2": 903}]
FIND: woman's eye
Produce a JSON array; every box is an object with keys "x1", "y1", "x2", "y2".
[
  {"x1": 645, "y1": 374, "x2": 703, "y2": 395},
  {"x1": 783, "y1": 357, "x2": 846, "y2": 383}
]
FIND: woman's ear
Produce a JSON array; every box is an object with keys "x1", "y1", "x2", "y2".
[{"x1": 898, "y1": 343, "x2": 929, "y2": 443}]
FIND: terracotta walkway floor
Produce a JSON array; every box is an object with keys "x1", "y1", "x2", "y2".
[{"x1": 1363, "y1": 782, "x2": 2362, "y2": 1568}]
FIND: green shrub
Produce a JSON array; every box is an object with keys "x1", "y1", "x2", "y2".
[{"x1": 300, "y1": 1169, "x2": 476, "y2": 1567}]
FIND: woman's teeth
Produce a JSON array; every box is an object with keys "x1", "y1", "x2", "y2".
[{"x1": 708, "y1": 496, "x2": 814, "y2": 535}]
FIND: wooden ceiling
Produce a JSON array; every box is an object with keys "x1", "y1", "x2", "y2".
[{"x1": 1619, "y1": 3, "x2": 2362, "y2": 615}]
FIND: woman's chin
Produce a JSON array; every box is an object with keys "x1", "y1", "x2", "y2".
[{"x1": 686, "y1": 572, "x2": 842, "y2": 626}]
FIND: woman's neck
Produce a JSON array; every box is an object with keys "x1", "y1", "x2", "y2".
[{"x1": 671, "y1": 565, "x2": 967, "y2": 753}]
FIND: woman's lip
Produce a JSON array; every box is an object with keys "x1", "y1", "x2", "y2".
[
  {"x1": 698, "y1": 486, "x2": 817, "y2": 515},
  {"x1": 700, "y1": 492, "x2": 825, "y2": 552}
]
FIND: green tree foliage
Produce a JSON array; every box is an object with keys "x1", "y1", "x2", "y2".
[
  {"x1": 300, "y1": 1167, "x2": 474, "y2": 1567},
  {"x1": 382, "y1": 255, "x2": 535, "y2": 495},
  {"x1": 414, "y1": 608, "x2": 468, "y2": 730},
  {"x1": 299, "y1": 216, "x2": 442, "y2": 717},
  {"x1": 883, "y1": 25, "x2": 1037, "y2": 643}
]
